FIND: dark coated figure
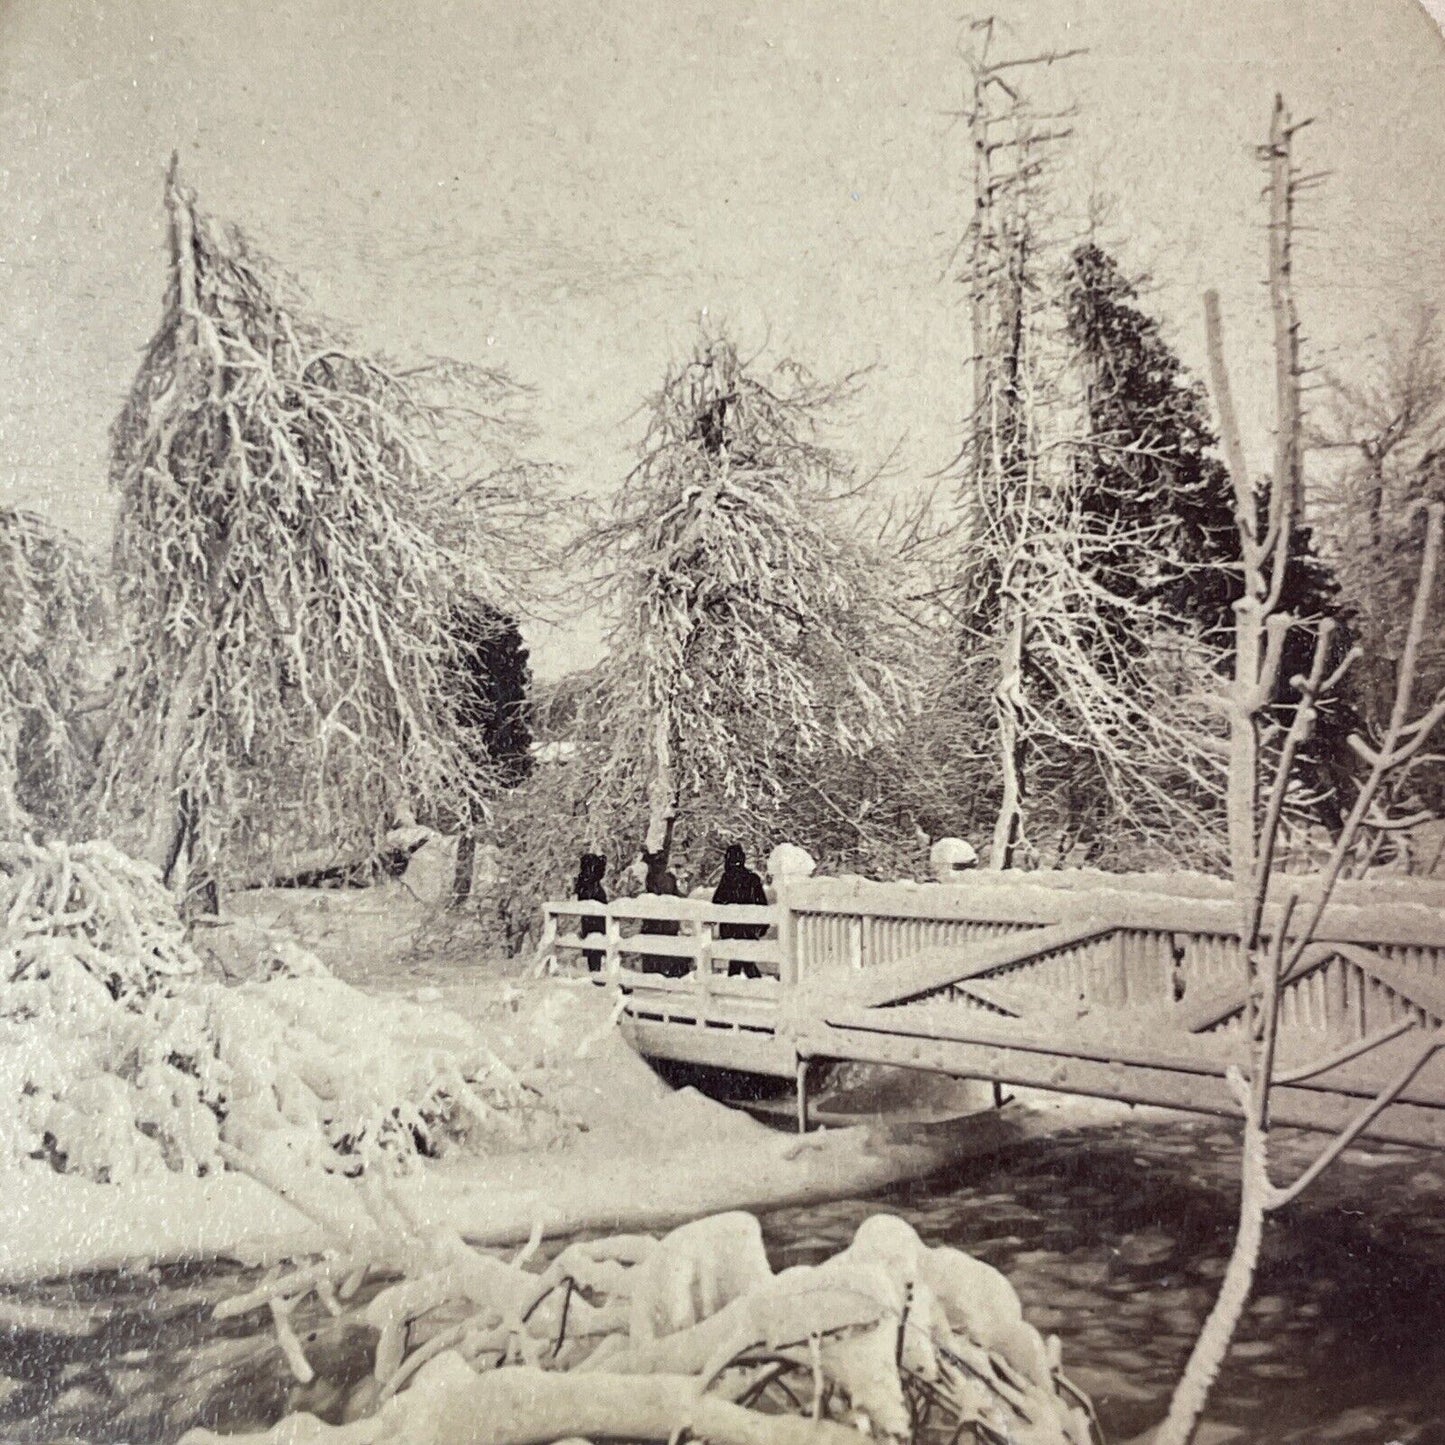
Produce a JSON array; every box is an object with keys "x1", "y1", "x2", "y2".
[
  {"x1": 574, "y1": 853, "x2": 607, "y2": 973},
  {"x1": 639, "y1": 848, "x2": 686, "y2": 978},
  {"x1": 712, "y1": 843, "x2": 768, "y2": 978}
]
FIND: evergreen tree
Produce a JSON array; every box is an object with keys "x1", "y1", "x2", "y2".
[
  {"x1": 447, "y1": 599, "x2": 533, "y2": 904},
  {"x1": 1064, "y1": 241, "x2": 1238, "y2": 649},
  {"x1": 1066, "y1": 241, "x2": 1358, "y2": 837}
]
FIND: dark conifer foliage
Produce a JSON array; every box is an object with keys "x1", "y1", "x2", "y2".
[
  {"x1": 446, "y1": 597, "x2": 534, "y2": 906},
  {"x1": 449, "y1": 598, "x2": 534, "y2": 791},
  {"x1": 1066, "y1": 241, "x2": 1358, "y2": 832},
  {"x1": 1064, "y1": 242, "x2": 1238, "y2": 649}
]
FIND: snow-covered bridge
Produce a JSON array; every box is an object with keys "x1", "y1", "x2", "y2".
[{"x1": 538, "y1": 871, "x2": 1445, "y2": 1150}]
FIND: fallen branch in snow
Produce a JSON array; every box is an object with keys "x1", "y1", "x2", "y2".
[{"x1": 196, "y1": 1210, "x2": 1096, "y2": 1445}]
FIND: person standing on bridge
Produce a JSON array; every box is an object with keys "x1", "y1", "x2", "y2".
[
  {"x1": 574, "y1": 853, "x2": 608, "y2": 972},
  {"x1": 638, "y1": 848, "x2": 687, "y2": 978},
  {"x1": 712, "y1": 843, "x2": 768, "y2": 978}
]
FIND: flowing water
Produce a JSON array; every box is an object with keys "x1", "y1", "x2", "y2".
[{"x1": 4, "y1": 1116, "x2": 1445, "y2": 1444}]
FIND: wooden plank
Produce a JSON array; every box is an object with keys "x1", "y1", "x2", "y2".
[
  {"x1": 1181, "y1": 943, "x2": 1334, "y2": 1033},
  {"x1": 703, "y1": 939, "x2": 783, "y2": 967},
  {"x1": 610, "y1": 897, "x2": 776, "y2": 927},
  {"x1": 820, "y1": 1003, "x2": 1445, "y2": 1107},
  {"x1": 793, "y1": 1025, "x2": 1445, "y2": 1150},
  {"x1": 1333, "y1": 942, "x2": 1445, "y2": 1024},
  {"x1": 546, "y1": 901, "x2": 602, "y2": 919},
  {"x1": 1182, "y1": 942, "x2": 1445, "y2": 1035},
  {"x1": 548, "y1": 898, "x2": 775, "y2": 926},
  {"x1": 616, "y1": 969, "x2": 781, "y2": 1003},
  {"x1": 943, "y1": 980, "x2": 1024, "y2": 1017},
  {"x1": 827, "y1": 920, "x2": 1116, "y2": 1011},
  {"x1": 621, "y1": 1017, "x2": 793, "y2": 1077},
  {"x1": 612, "y1": 936, "x2": 704, "y2": 962},
  {"x1": 608, "y1": 936, "x2": 781, "y2": 968},
  {"x1": 824, "y1": 1003, "x2": 1239, "y2": 1077},
  {"x1": 782, "y1": 874, "x2": 1445, "y2": 950}
]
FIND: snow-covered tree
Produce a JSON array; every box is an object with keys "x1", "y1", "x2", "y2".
[
  {"x1": 1315, "y1": 306, "x2": 1445, "y2": 818},
  {"x1": 1161, "y1": 97, "x2": 1445, "y2": 1445},
  {"x1": 943, "y1": 26, "x2": 1228, "y2": 870},
  {"x1": 96, "y1": 161, "x2": 555, "y2": 903},
  {"x1": 0, "y1": 506, "x2": 106, "y2": 837},
  {"x1": 550, "y1": 332, "x2": 916, "y2": 888}
]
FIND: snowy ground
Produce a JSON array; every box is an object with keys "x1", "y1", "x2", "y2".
[{"x1": 0, "y1": 878, "x2": 1088, "y2": 1284}]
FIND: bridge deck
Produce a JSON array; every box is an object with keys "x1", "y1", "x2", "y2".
[{"x1": 539, "y1": 872, "x2": 1445, "y2": 1150}]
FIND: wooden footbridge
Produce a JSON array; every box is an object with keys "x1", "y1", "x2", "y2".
[{"x1": 537, "y1": 871, "x2": 1445, "y2": 1149}]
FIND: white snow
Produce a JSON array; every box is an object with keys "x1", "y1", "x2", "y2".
[{"x1": 0, "y1": 972, "x2": 1003, "y2": 1284}]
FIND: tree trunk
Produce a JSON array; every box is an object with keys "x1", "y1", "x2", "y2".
[
  {"x1": 143, "y1": 642, "x2": 209, "y2": 878},
  {"x1": 1267, "y1": 94, "x2": 1302, "y2": 530},
  {"x1": 990, "y1": 604, "x2": 1026, "y2": 868},
  {"x1": 1161, "y1": 100, "x2": 1303, "y2": 1445},
  {"x1": 1226, "y1": 605, "x2": 1261, "y2": 890},
  {"x1": 1154, "y1": 1112, "x2": 1271, "y2": 1445},
  {"x1": 644, "y1": 706, "x2": 677, "y2": 862},
  {"x1": 451, "y1": 831, "x2": 477, "y2": 907}
]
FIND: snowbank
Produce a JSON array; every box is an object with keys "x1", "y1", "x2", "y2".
[{"x1": 0, "y1": 980, "x2": 1002, "y2": 1284}]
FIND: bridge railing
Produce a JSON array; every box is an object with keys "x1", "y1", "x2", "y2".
[
  {"x1": 780, "y1": 872, "x2": 1445, "y2": 1037},
  {"x1": 539, "y1": 870, "x2": 1445, "y2": 1041},
  {"x1": 538, "y1": 896, "x2": 785, "y2": 992}
]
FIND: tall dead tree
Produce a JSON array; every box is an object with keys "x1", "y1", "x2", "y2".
[
  {"x1": 947, "y1": 25, "x2": 1230, "y2": 870},
  {"x1": 955, "y1": 20, "x2": 1081, "y2": 867}
]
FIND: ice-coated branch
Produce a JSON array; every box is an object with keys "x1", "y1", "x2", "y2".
[{"x1": 97, "y1": 165, "x2": 560, "y2": 895}]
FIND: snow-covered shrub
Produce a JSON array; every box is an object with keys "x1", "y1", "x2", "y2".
[
  {"x1": 179, "y1": 977, "x2": 563, "y2": 1177},
  {"x1": 0, "y1": 838, "x2": 209, "y2": 1178},
  {"x1": 197, "y1": 1211, "x2": 1096, "y2": 1445},
  {"x1": 0, "y1": 837, "x2": 200, "y2": 998},
  {"x1": 0, "y1": 839, "x2": 561, "y2": 1182}
]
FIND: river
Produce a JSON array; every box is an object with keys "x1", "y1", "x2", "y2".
[{"x1": 3, "y1": 1114, "x2": 1444, "y2": 1445}]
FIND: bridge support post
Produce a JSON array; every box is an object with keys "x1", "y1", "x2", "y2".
[{"x1": 795, "y1": 1056, "x2": 810, "y2": 1135}]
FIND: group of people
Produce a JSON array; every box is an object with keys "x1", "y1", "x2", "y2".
[
  {"x1": 571, "y1": 833, "x2": 982, "y2": 980},
  {"x1": 572, "y1": 843, "x2": 770, "y2": 979}
]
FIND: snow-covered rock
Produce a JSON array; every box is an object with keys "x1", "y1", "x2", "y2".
[
  {"x1": 402, "y1": 834, "x2": 458, "y2": 904},
  {"x1": 767, "y1": 843, "x2": 817, "y2": 885},
  {"x1": 930, "y1": 836, "x2": 980, "y2": 880}
]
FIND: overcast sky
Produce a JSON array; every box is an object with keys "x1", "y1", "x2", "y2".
[{"x1": 3, "y1": 0, "x2": 1444, "y2": 676}]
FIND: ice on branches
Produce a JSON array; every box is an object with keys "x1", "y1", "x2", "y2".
[
  {"x1": 95, "y1": 161, "x2": 558, "y2": 890},
  {"x1": 0, "y1": 838, "x2": 201, "y2": 1000},
  {"x1": 190, "y1": 1210, "x2": 1096, "y2": 1445},
  {"x1": 0, "y1": 838, "x2": 563, "y2": 1183},
  {"x1": 0, "y1": 507, "x2": 106, "y2": 837},
  {"x1": 521, "y1": 329, "x2": 919, "y2": 898}
]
